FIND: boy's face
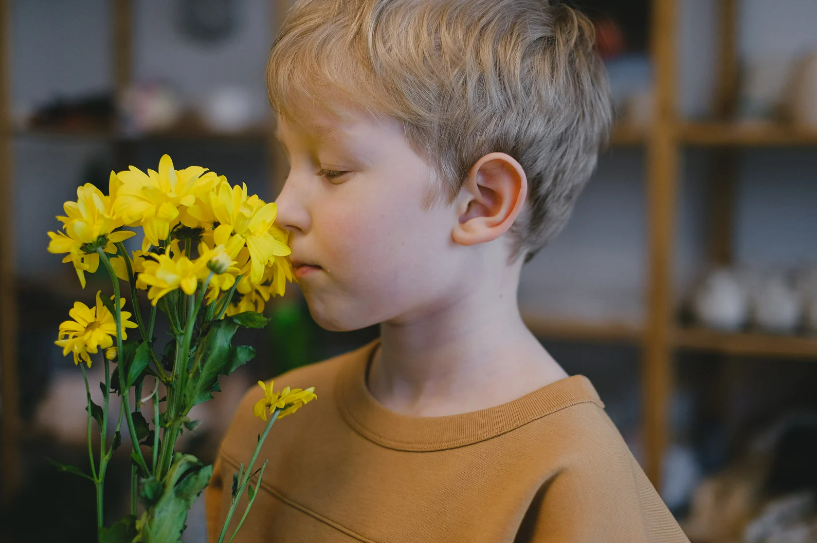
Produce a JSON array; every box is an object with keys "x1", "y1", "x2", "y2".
[{"x1": 274, "y1": 107, "x2": 469, "y2": 331}]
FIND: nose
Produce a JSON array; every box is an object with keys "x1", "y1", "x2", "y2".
[{"x1": 274, "y1": 170, "x2": 310, "y2": 235}]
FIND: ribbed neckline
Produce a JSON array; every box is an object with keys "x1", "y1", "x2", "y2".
[{"x1": 336, "y1": 338, "x2": 605, "y2": 451}]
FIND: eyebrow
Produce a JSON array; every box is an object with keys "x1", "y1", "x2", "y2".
[
  {"x1": 274, "y1": 123, "x2": 344, "y2": 142},
  {"x1": 313, "y1": 123, "x2": 341, "y2": 139}
]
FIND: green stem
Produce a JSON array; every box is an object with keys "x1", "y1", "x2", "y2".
[
  {"x1": 218, "y1": 408, "x2": 280, "y2": 543},
  {"x1": 96, "y1": 248, "x2": 151, "y2": 478},
  {"x1": 215, "y1": 274, "x2": 243, "y2": 321},
  {"x1": 157, "y1": 418, "x2": 181, "y2": 480},
  {"x1": 79, "y1": 364, "x2": 98, "y2": 481},
  {"x1": 113, "y1": 241, "x2": 170, "y2": 383},
  {"x1": 148, "y1": 303, "x2": 157, "y2": 343},
  {"x1": 152, "y1": 377, "x2": 160, "y2": 474},
  {"x1": 158, "y1": 293, "x2": 183, "y2": 337},
  {"x1": 114, "y1": 242, "x2": 147, "y2": 342},
  {"x1": 80, "y1": 361, "x2": 103, "y2": 529},
  {"x1": 131, "y1": 465, "x2": 138, "y2": 516},
  {"x1": 156, "y1": 272, "x2": 213, "y2": 479},
  {"x1": 227, "y1": 461, "x2": 268, "y2": 543},
  {"x1": 101, "y1": 356, "x2": 110, "y2": 456}
]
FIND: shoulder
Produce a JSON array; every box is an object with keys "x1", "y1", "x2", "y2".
[{"x1": 515, "y1": 399, "x2": 689, "y2": 541}]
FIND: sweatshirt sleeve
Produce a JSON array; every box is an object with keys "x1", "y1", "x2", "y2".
[
  {"x1": 205, "y1": 451, "x2": 226, "y2": 543},
  {"x1": 515, "y1": 453, "x2": 690, "y2": 543}
]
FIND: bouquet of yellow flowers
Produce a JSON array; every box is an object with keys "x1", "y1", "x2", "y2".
[{"x1": 46, "y1": 154, "x2": 316, "y2": 542}]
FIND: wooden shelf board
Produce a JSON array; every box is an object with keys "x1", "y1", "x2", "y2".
[
  {"x1": 12, "y1": 125, "x2": 270, "y2": 142},
  {"x1": 674, "y1": 327, "x2": 817, "y2": 359},
  {"x1": 608, "y1": 123, "x2": 646, "y2": 146},
  {"x1": 13, "y1": 124, "x2": 643, "y2": 146},
  {"x1": 522, "y1": 313, "x2": 644, "y2": 343},
  {"x1": 681, "y1": 122, "x2": 817, "y2": 146}
]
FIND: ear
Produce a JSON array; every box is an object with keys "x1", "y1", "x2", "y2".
[{"x1": 451, "y1": 152, "x2": 528, "y2": 247}]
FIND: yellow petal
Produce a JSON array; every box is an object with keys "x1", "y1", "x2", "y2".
[
  {"x1": 214, "y1": 223, "x2": 234, "y2": 247},
  {"x1": 180, "y1": 276, "x2": 198, "y2": 295},
  {"x1": 108, "y1": 230, "x2": 136, "y2": 242},
  {"x1": 110, "y1": 257, "x2": 130, "y2": 282}
]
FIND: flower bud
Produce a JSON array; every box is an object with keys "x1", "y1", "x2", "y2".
[
  {"x1": 105, "y1": 347, "x2": 117, "y2": 361},
  {"x1": 207, "y1": 252, "x2": 231, "y2": 275}
]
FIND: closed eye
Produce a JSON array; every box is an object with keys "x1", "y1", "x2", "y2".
[{"x1": 316, "y1": 168, "x2": 348, "y2": 182}]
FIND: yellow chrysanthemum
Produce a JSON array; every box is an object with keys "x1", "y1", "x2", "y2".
[
  {"x1": 110, "y1": 249, "x2": 152, "y2": 290},
  {"x1": 47, "y1": 180, "x2": 136, "y2": 288},
  {"x1": 113, "y1": 154, "x2": 219, "y2": 251},
  {"x1": 268, "y1": 225, "x2": 297, "y2": 297},
  {"x1": 139, "y1": 240, "x2": 225, "y2": 305},
  {"x1": 197, "y1": 240, "x2": 240, "y2": 305},
  {"x1": 55, "y1": 291, "x2": 138, "y2": 368},
  {"x1": 211, "y1": 182, "x2": 291, "y2": 285},
  {"x1": 253, "y1": 380, "x2": 316, "y2": 421},
  {"x1": 184, "y1": 176, "x2": 223, "y2": 230},
  {"x1": 225, "y1": 280, "x2": 270, "y2": 316}
]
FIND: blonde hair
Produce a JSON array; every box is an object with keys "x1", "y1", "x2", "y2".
[{"x1": 267, "y1": 0, "x2": 612, "y2": 263}]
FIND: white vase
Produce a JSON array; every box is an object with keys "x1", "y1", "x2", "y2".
[
  {"x1": 691, "y1": 268, "x2": 749, "y2": 331},
  {"x1": 753, "y1": 272, "x2": 802, "y2": 334}
]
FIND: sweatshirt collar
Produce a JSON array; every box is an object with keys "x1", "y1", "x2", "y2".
[{"x1": 336, "y1": 338, "x2": 604, "y2": 452}]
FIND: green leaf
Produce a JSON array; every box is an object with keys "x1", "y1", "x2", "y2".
[
  {"x1": 134, "y1": 454, "x2": 213, "y2": 542},
  {"x1": 231, "y1": 472, "x2": 239, "y2": 499},
  {"x1": 45, "y1": 457, "x2": 95, "y2": 482},
  {"x1": 229, "y1": 311, "x2": 270, "y2": 329},
  {"x1": 132, "y1": 411, "x2": 151, "y2": 442},
  {"x1": 139, "y1": 476, "x2": 163, "y2": 506},
  {"x1": 99, "y1": 381, "x2": 108, "y2": 396},
  {"x1": 110, "y1": 341, "x2": 138, "y2": 395},
  {"x1": 110, "y1": 367, "x2": 121, "y2": 395},
  {"x1": 111, "y1": 430, "x2": 122, "y2": 452},
  {"x1": 229, "y1": 345, "x2": 256, "y2": 373},
  {"x1": 182, "y1": 418, "x2": 201, "y2": 432},
  {"x1": 98, "y1": 514, "x2": 137, "y2": 543},
  {"x1": 86, "y1": 399, "x2": 104, "y2": 428},
  {"x1": 160, "y1": 338, "x2": 176, "y2": 374},
  {"x1": 247, "y1": 484, "x2": 255, "y2": 501},
  {"x1": 127, "y1": 342, "x2": 152, "y2": 388},
  {"x1": 183, "y1": 319, "x2": 256, "y2": 410}
]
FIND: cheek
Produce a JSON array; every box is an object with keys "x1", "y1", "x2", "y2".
[{"x1": 311, "y1": 178, "x2": 449, "y2": 308}]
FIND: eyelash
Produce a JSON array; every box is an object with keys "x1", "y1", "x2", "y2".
[{"x1": 316, "y1": 168, "x2": 347, "y2": 182}]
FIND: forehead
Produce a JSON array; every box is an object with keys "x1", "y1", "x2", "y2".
[{"x1": 275, "y1": 106, "x2": 401, "y2": 144}]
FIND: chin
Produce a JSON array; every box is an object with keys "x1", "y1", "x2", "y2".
[{"x1": 304, "y1": 296, "x2": 377, "y2": 332}]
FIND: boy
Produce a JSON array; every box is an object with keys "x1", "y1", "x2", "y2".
[{"x1": 206, "y1": 0, "x2": 689, "y2": 541}]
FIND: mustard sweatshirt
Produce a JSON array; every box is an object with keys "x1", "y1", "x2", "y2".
[{"x1": 205, "y1": 338, "x2": 689, "y2": 542}]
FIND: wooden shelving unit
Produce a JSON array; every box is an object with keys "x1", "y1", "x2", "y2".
[
  {"x1": 522, "y1": 313, "x2": 644, "y2": 344},
  {"x1": 682, "y1": 122, "x2": 817, "y2": 146},
  {"x1": 1, "y1": 0, "x2": 816, "y2": 508},
  {"x1": 638, "y1": 0, "x2": 817, "y2": 489},
  {"x1": 675, "y1": 327, "x2": 817, "y2": 360},
  {"x1": 531, "y1": 0, "x2": 817, "y2": 490}
]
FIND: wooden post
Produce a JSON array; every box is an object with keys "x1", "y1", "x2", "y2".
[
  {"x1": 643, "y1": 0, "x2": 680, "y2": 490},
  {"x1": 113, "y1": 0, "x2": 132, "y2": 166},
  {"x1": 709, "y1": 0, "x2": 739, "y2": 266},
  {"x1": 268, "y1": 0, "x2": 292, "y2": 200},
  {"x1": 114, "y1": 0, "x2": 132, "y2": 106},
  {"x1": 0, "y1": 0, "x2": 21, "y2": 506}
]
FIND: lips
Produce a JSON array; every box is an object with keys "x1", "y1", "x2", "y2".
[{"x1": 290, "y1": 259, "x2": 319, "y2": 269}]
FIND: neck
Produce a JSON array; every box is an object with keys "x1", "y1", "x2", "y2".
[{"x1": 368, "y1": 260, "x2": 568, "y2": 417}]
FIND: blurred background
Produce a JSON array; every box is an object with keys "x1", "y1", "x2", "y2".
[{"x1": 1, "y1": 0, "x2": 816, "y2": 541}]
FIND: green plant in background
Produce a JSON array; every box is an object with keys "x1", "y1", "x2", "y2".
[
  {"x1": 269, "y1": 296, "x2": 312, "y2": 375},
  {"x1": 45, "y1": 154, "x2": 316, "y2": 542}
]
